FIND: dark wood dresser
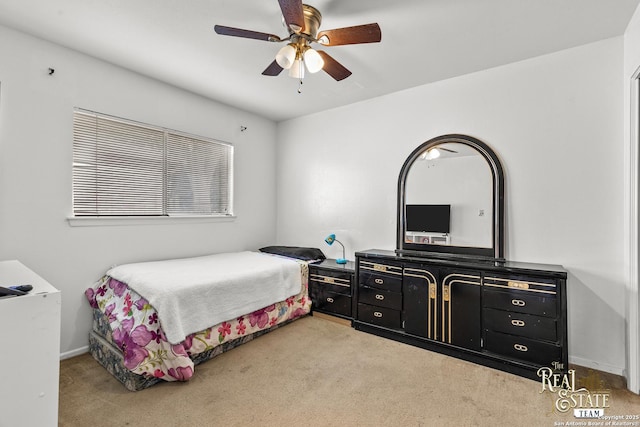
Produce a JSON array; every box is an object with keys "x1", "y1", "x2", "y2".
[
  {"x1": 309, "y1": 259, "x2": 356, "y2": 321},
  {"x1": 354, "y1": 249, "x2": 568, "y2": 380}
]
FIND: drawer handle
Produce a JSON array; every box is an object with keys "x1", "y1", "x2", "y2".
[
  {"x1": 514, "y1": 344, "x2": 528, "y2": 352},
  {"x1": 375, "y1": 278, "x2": 384, "y2": 285},
  {"x1": 373, "y1": 311, "x2": 383, "y2": 318},
  {"x1": 508, "y1": 281, "x2": 529, "y2": 290},
  {"x1": 375, "y1": 294, "x2": 385, "y2": 300},
  {"x1": 443, "y1": 285, "x2": 450, "y2": 302},
  {"x1": 429, "y1": 283, "x2": 437, "y2": 300},
  {"x1": 326, "y1": 297, "x2": 334, "y2": 303},
  {"x1": 511, "y1": 299, "x2": 526, "y2": 307},
  {"x1": 511, "y1": 319, "x2": 526, "y2": 327}
]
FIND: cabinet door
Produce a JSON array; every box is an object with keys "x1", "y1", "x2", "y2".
[
  {"x1": 441, "y1": 270, "x2": 482, "y2": 351},
  {"x1": 403, "y1": 265, "x2": 438, "y2": 340}
]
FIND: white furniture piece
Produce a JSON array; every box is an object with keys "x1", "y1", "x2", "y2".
[
  {"x1": 0, "y1": 260, "x2": 61, "y2": 427},
  {"x1": 405, "y1": 231, "x2": 450, "y2": 245}
]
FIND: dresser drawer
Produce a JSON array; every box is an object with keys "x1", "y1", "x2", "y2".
[
  {"x1": 484, "y1": 273, "x2": 557, "y2": 289},
  {"x1": 309, "y1": 271, "x2": 351, "y2": 295},
  {"x1": 359, "y1": 286, "x2": 402, "y2": 310},
  {"x1": 358, "y1": 303, "x2": 402, "y2": 329},
  {"x1": 310, "y1": 288, "x2": 352, "y2": 317},
  {"x1": 483, "y1": 308, "x2": 557, "y2": 342},
  {"x1": 483, "y1": 287, "x2": 557, "y2": 318},
  {"x1": 484, "y1": 330, "x2": 562, "y2": 367},
  {"x1": 484, "y1": 273, "x2": 557, "y2": 315},
  {"x1": 359, "y1": 261, "x2": 403, "y2": 292}
]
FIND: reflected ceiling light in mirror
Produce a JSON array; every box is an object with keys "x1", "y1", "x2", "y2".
[{"x1": 420, "y1": 148, "x2": 441, "y2": 160}]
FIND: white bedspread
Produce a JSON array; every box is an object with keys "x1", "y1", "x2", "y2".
[{"x1": 106, "y1": 251, "x2": 302, "y2": 344}]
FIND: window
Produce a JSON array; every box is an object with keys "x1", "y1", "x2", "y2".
[{"x1": 72, "y1": 109, "x2": 233, "y2": 217}]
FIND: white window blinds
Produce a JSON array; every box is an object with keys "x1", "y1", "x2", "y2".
[{"x1": 73, "y1": 109, "x2": 233, "y2": 217}]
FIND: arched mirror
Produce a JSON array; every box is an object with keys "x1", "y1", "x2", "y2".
[{"x1": 396, "y1": 134, "x2": 505, "y2": 260}]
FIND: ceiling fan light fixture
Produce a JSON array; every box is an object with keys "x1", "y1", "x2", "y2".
[
  {"x1": 317, "y1": 35, "x2": 329, "y2": 45},
  {"x1": 303, "y1": 48, "x2": 324, "y2": 73},
  {"x1": 288, "y1": 58, "x2": 305, "y2": 79},
  {"x1": 275, "y1": 44, "x2": 296, "y2": 69}
]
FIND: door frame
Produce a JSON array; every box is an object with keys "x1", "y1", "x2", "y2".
[{"x1": 627, "y1": 68, "x2": 640, "y2": 393}]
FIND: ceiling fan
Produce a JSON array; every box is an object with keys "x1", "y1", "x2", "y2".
[{"x1": 213, "y1": 0, "x2": 381, "y2": 87}]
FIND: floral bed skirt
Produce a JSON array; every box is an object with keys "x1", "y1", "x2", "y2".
[{"x1": 85, "y1": 262, "x2": 311, "y2": 390}]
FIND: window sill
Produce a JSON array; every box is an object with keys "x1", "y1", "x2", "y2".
[{"x1": 67, "y1": 215, "x2": 236, "y2": 227}]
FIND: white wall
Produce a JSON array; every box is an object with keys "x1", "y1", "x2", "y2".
[
  {"x1": 276, "y1": 38, "x2": 626, "y2": 374},
  {"x1": 623, "y1": 2, "x2": 640, "y2": 393},
  {"x1": 0, "y1": 25, "x2": 278, "y2": 355}
]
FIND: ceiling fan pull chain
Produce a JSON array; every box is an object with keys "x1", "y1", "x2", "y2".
[{"x1": 298, "y1": 79, "x2": 303, "y2": 94}]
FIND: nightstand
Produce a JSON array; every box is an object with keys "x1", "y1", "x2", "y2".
[{"x1": 308, "y1": 259, "x2": 355, "y2": 322}]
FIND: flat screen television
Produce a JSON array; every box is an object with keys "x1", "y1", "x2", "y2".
[{"x1": 406, "y1": 204, "x2": 451, "y2": 234}]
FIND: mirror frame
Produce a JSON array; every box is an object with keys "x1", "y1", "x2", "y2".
[{"x1": 396, "y1": 134, "x2": 505, "y2": 260}]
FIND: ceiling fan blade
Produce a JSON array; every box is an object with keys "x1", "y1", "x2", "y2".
[
  {"x1": 214, "y1": 25, "x2": 282, "y2": 42},
  {"x1": 278, "y1": 0, "x2": 305, "y2": 33},
  {"x1": 317, "y1": 23, "x2": 381, "y2": 46},
  {"x1": 317, "y1": 51, "x2": 352, "y2": 81},
  {"x1": 262, "y1": 60, "x2": 284, "y2": 76}
]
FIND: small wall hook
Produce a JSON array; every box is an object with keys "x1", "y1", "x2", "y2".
[
  {"x1": 240, "y1": 126, "x2": 247, "y2": 132},
  {"x1": 48, "y1": 68, "x2": 55, "y2": 75}
]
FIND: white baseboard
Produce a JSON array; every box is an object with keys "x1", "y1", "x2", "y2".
[
  {"x1": 60, "y1": 346, "x2": 89, "y2": 360},
  {"x1": 569, "y1": 355, "x2": 625, "y2": 377}
]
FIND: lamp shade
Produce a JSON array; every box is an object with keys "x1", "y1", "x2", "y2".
[
  {"x1": 288, "y1": 59, "x2": 305, "y2": 79},
  {"x1": 275, "y1": 44, "x2": 296, "y2": 69},
  {"x1": 303, "y1": 48, "x2": 324, "y2": 73},
  {"x1": 325, "y1": 234, "x2": 337, "y2": 245}
]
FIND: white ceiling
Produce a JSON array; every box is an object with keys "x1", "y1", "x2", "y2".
[{"x1": 0, "y1": 0, "x2": 638, "y2": 122}]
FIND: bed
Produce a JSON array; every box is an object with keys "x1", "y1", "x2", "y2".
[{"x1": 85, "y1": 248, "x2": 323, "y2": 391}]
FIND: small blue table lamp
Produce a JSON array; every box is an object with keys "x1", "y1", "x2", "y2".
[{"x1": 324, "y1": 233, "x2": 347, "y2": 264}]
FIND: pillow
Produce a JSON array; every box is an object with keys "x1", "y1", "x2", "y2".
[{"x1": 259, "y1": 246, "x2": 326, "y2": 262}]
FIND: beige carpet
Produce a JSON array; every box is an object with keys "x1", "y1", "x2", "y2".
[{"x1": 59, "y1": 315, "x2": 640, "y2": 426}]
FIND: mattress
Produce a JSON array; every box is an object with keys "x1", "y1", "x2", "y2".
[{"x1": 104, "y1": 251, "x2": 304, "y2": 344}]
